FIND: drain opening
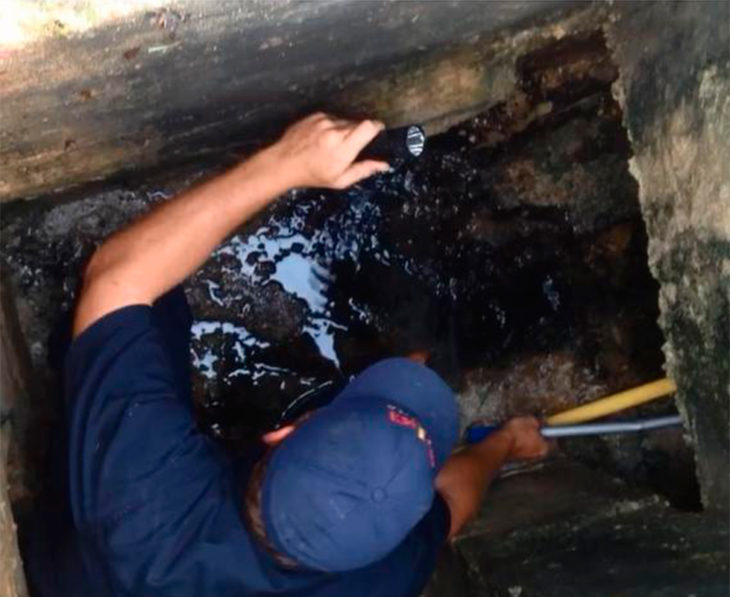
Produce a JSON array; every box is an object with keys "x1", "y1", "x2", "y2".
[{"x1": 0, "y1": 30, "x2": 701, "y2": 532}]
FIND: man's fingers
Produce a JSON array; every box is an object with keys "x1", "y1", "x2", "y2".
[
  {"x1": 329, "y1": 117, "x2": 356, "y2": 130},
  {"x1": 292, "y1": 112, "x2": 329, "y2": 129},
  {"x1": 342, "y1": 119, "x2": 385, "y2": 161},
  {"x1": 333, "y1": 160, "x2": 389, "y2": 189},
  {"x1": 275, "y1": 113, "x2": 388, "y2": 189},
  {"x1": 305, "y1": 114, "x2": 358, "y2": 132},
  {"x1": 306, "y1": 112, "x2": 329, "y2": 123}
]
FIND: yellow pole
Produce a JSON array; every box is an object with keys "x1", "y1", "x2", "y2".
[{"x1": 546, "y1": 378, "x2": 677, "y2": 425}]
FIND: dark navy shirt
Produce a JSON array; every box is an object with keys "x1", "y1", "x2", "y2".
[{"x1": 60, "y1": 303, "x2": 449, "y2": 596}]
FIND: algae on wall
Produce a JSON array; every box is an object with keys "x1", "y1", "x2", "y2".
[{"x1": 608, "y1": 0, "x2": 730, "y2": 512}]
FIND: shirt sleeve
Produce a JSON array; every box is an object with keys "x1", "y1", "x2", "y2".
[{"x1": 64, "y1": 305, "x2": 224, "y2": 535}]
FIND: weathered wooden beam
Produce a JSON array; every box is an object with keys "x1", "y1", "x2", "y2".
[{"x1": 0, "y1": 0, "x2": 587, "y2": 202}]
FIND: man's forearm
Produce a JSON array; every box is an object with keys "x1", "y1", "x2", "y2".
[
  {"x1": 435, "y1": 430, "x2": 513, "y2": 539},
  {"x1": 72, "y1": 114, "x2": 388, "y2": 337},
  {"x1": 435, "y1": 416, "x2": 550, "y2": 539},
  {"x1": 74, "y1": 150, "x2": 287, "y2": 336}
]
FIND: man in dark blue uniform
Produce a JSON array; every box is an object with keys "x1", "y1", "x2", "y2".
[{"x1": 43, "y1": 114, "x2": 548, "y2": 596}]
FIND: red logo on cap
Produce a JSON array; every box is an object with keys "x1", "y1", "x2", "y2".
[
  {"x1": 387, "y1": 405, "x2": 436, "y2": 469},
  {"x1": 388, "y1": 410, "x2": 418, "y2": 429}
]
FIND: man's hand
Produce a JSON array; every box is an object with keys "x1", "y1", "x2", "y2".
[
  {"x1": 435, "y1": 415, "x2": 551, "y2": 539},
  {"x1": 497, "y1": 416, "x2": 551, "y2": 461},
  {"x1": 74, "y1": 113, "x2": 389, "y2": 336},
  {"x1": 263, "y1": 113, "x2": 390, "y2": 189}
]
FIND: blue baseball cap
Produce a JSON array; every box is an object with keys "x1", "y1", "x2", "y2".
[{"x1": 261, "y1": 358, "x2": 459, "y2": 572}]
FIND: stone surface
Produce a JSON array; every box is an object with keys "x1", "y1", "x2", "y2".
[
  {"x1": 421, "y1": 545, "x2": 471, "y2": 597},
  {"x1": 453, "y1": 461, "x2": 729, "y2": 597},
  {"x1": 607, "y1": 0, "x2": 730, "y2": 513}
]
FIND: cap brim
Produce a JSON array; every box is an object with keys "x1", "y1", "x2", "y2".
[{"x1": 332, "y1": 358, "x2": 459, "y2": 467}]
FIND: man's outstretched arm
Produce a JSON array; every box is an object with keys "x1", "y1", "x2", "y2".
[
  {"x1": 435, "y1": 416, "x2": 550, "y2": 539},
  {"x1": 74, "y1": 114, "x2": 388, "y2": 337}
]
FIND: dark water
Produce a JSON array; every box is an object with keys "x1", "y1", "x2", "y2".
[
  {"x1": 188, "y1": 112, "x2": 662, "y2": 447},
  {"x1": 0, "y1": 92, "x2": 663, "y2": 455}
]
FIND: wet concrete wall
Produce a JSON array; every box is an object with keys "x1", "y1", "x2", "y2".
[
  {"x1": 0, "y1": 0, "x2": 585, "y2": 202},
  {"x1": 608, "y1": 0, "x2": 730, "y2": 513}
]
